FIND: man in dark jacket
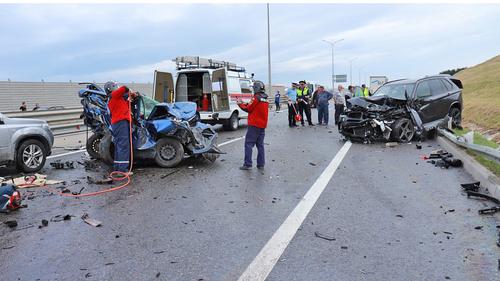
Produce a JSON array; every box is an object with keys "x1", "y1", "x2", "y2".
[
  {"x1": 316, "y1": 86, "x2": 333, "y2": 126},
  {"x1": 238, "y1": 80, "x2": 269, "y2": 170}
]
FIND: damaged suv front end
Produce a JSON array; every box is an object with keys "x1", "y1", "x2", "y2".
[{"x1": 339, "y1": 75, "x2": 463, "y2": 143}]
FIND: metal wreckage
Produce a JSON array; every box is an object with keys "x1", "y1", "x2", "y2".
[{"x1": 339, "y1": 76, "x2": 463, "y2": 143}]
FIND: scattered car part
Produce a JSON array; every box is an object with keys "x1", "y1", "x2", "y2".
[
  {"x1": 3, "y1": 220, "x2": 18, "y2": 228},
  {"x1": 466, "y1": 191, "x2": 500, "y2": 205},
  {"x1": 314, "y1": 231, "x2": 336, "y2": 241},
  {"x1": 478, "y1": 206, "x2": 500, "y2": 215},
  {"x1": 50, "y1": 161, "x2": 75, "y2": 169},
  {"x1": 81, "y1": 213, "x2": 102, "y2": 227}
]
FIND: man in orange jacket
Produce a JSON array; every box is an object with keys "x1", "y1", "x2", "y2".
[
  {"x1": 104, "y1": 81, "x2": 137, "y2": 174},
  {"x1": 238, "y1": 80, "x2": 269, "y2": 170}
]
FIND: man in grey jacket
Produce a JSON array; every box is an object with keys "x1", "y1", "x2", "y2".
[{"x1": 316, "y1": 85, "x2": 333, "y2": 126}]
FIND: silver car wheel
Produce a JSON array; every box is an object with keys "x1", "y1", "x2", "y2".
[{"x1": 23, "y1": 144, "x2": 44, "y2": 169}]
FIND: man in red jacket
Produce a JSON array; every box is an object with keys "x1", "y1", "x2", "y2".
[
  {"x1": 104, "y1": 81, "x2": 137, "y2": 174},
  {"x1": 238, "y1": 80, "x2": 269, "y2": 170}
]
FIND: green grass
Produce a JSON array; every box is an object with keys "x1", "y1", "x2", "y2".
[
  {"x1": 466, "y1": 149, "x2": 500, "y2": 177},
  {"x1": 473, "y1": 132, "x2": 499, "y2": 149},
  {"x1": 455, "y1": 55, "x2": 500, "y2": 142},
  {"x1": 453, "y1": 128, "x2": 469, "y2": 137}
]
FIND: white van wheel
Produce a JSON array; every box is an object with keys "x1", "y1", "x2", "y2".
[{"x1": 223, "y1": 113, "x2": 239, "y2": 131}]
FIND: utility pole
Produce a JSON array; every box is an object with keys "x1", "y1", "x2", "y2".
[
  {"x1": 266, "y1": 3, "x2": 272, "y2": 95},
  {"x1": 349, "y1": 57, "x2": 358, "y2": 85},
  {"x1": 322, "y1": 38, "x2": 344, "y2": 91}
]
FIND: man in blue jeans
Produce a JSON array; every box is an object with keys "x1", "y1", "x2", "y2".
[
  {"x1": 237, "y1": 81, "x2": 269, "y2": 170},
  {"x1": 316, "y1": 85, "x2": 333, "y2": 126}
]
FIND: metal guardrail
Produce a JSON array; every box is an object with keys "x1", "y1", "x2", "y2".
[
  {"x1": 4, "y1": 107, "x2": 86, "y2": 136},
  {"x1": 438, "y1": 128, "x2": 500, "y2": 162}
]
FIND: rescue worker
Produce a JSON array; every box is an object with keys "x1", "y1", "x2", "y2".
[
  {"x1": 316, "y1": 85, "x2": 333, "y2": 126},
  {"x1": 361, "y1": 84, "x2": 370, "y2": 97},
  {"x1": 296, "y1": 80, "x2": 314, "y2": 126},
  {"x1": 286, "y1": 83, "x2": 298, "y2": 127},
  {"x1": 238, "y1": 80, "x2": 269, "y2": 170},
  {"x1": 104, "y1": 81, "x2": 137, "y2": 175}
]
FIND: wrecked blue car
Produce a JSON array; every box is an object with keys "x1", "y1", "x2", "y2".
[{"x1": 78, "y1": 83, "x2": 221, "y2": 168}]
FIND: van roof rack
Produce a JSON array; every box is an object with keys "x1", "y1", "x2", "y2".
[{"x1": 173, "y1": 56, "x2": 246, "y2": 72}]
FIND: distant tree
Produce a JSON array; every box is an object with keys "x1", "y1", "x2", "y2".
[{"x1": 440, "y1": 67, "x2": 467, "y2": 76}]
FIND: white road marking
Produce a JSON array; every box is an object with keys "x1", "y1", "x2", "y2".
[
  {"x1": 237, "y1": 141, "x2": 352, "y2": 281},
  {"x1": 218, "y1": 136, "x2": 245, "y2": 147},
  {"x1": 47, "y1": 136, "x2": 245, "y2": 159},
  {"x1": 47, "y1": 149, "x2": 86, "y2": 159}
]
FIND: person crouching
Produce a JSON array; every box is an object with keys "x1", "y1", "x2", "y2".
[{"x1": 238, "y1": 80, "x2": 269, "y2": 170}]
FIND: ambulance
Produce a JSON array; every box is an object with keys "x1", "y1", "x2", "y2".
[{"x1": 152, "y1": 56, "x2": 254, "y2": 131}]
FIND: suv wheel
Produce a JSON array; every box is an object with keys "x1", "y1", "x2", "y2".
[
  {"x1": 449, "y1": 107, "x2": 461, "y2": 128},
  {"x1": 16, "y1": 139, "x2": 47, "y2": 173},
  {"x1": 86, "y1": 134, "x2": 103, "y2": 159},
  {"x1": 223, "y1": 112, "x2": 239, "y2": 131},
  {"x1": 391, "y1": 118, "x2": 415, "y2": 143}
]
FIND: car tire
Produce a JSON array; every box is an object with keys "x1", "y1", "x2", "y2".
[
  {"x1": 223, "y1": 112, "x2": 239, "y2": 131},
  {"x1": 16, "y1": 139, "x2": 47, "y2": 173},
  {"x1": 86, "y1": 134, "x2": 103, "y2": 159},
  {"x1": 99, "y1": 134, "x2": 114, "y2": 166},
  {"x1": 154, "y1": 137, "x2": 184, "y2": 168},
  {"x1": 391, "y1": 118, "x2": 415, "y2": 143},
  {"x1": 449, "y1": 107, "x2": 462, "y2": 128}
]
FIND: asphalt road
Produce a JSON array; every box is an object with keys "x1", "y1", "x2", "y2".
[{"x1": 1, "y1": 108, "x2": 499, "y2": 281}]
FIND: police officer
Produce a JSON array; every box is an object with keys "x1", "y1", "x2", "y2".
[
  {"x1": 296, "y1": 80, "x2": 314, "y2": 126},
  {"x1": 104, "y1": 81, "x2": 137, "y2": 175},
  {"x1": 238, "y1": 80, "x2": 269, "y2": 170}
]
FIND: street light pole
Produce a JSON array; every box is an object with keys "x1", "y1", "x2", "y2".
[
  {"x1": 266, "y1": 3, "x2": 272, "y2": 95},
  {"x1": 349, "y1": 57, "x2": 358, "y2": 86},
  {"x1": 322, "y1": 39, "x2": 344, "y2": 91}
]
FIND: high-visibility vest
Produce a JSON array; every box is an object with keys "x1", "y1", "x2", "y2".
[
  {"x1": 297, "y1": 87, "x2": 309, "y2": 97},
  {"x1": 363, "y1": 88, "x2": 369, "y2": 97}
]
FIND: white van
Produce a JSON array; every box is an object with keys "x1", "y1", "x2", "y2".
[{"x1": 152, "y1": 56, "x2": 254, "y2": 131}]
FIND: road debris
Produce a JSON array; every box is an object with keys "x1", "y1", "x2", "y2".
[
  {"x1": 3, "y1": 220, "x2": 18, "y2": 228},
  {"x1": 87, "y1": 176, "x2": 113, "y2": 185},
  {"x1": 50, "y1": 161, "x2": 75, "y2": 169},
  {"x1": 39, "y1": 219, "x2": 49, "y2": 228},
  {"x1": 81, "y1": 213, "x2": 102, "y2": 227},
  {"x1": 386, "y1": 142, "x2": 398, "y2": 147},
  {"x1": 161, "y1": 170, "x2": 179, "y2": 179},
  {"x1": 3, "y1": 174, "x2": 64, "y2": 188},
  {"x1": 424, "y1": 149, "x2": 463, "y2": 169},
  {"x1": 309, "y1": 162, "x2": 317, "y2": 166},
  {"x1": 314, "y1": 231, "x2": 336, "y2": 241},
  {"x1": 474, "y1": 226, "x2": 483, "y2": 230},
  {"x1": 416, "y1": 143, "x2": 422, "y2": 149},
  {"x1": 461, "y1": 182, "x2": 481, "y2": 192}
]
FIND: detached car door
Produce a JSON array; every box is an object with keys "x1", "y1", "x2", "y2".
[
  {"x1": 153, "y1": 70, "x2": 174, "y2": 103},
  {"x1": 211, "y1": 68, "x2": 230, "y2": 112}
]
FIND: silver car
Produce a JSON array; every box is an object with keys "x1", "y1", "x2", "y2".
[{"x1": 0, "y1": 113, "x2": 54, "y2": 172}]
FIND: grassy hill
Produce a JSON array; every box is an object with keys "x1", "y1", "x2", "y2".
[{"x1": 455, "y1": 55, "x2": 500, "y2": 141}]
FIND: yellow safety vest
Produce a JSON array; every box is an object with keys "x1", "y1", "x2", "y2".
[
  {"x1": 297, "y1": 87, "x2": 309, "y2": 97},
  {"x1": 363, "y1": 88, "x2": 369, "y2": 97}
]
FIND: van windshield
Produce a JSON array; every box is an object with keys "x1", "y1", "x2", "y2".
[{"x1": 373, "y1": 83, "x2": 415, "y2": 100}]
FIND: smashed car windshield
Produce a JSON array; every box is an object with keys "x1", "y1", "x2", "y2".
[
  {"x1": 373, "y1": 83, "x2": 415, "y2": 100},
  {"x1": 141, "y1": 95, "x2": 159, "y2": 119}
]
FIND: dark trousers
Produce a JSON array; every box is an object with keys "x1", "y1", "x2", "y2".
[
  {"x1": 275, "y1": 102, "x2": 280, "y2": 111},
  {"x1": 244, "y1": 125, "x2": 265, "y2": 167},
  {"x1": 298, "y1": 101, "x2": 312, "y2": 125},
  {"x1": 288, "y1": 102, "x2": 297, "y2": 126},
  {"x1": 317, "y1": 103, "x2": 329, "y2": 125},
  {"x1": 334, "y1": 104, "x2": 344, "y2": 125},
  {"x1": 111, "y1": 120, "x2": 131, "y2": 172}
]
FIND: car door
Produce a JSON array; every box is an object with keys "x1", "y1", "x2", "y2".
[
  {"x1": 0, "y1": 114, "x2": 12, "y2": 160},
  {"x1": 211, "y1": 68, "x2": 230, "y2": 112},
  {"x1": 153, "y1": 70, "x2": 174, "y2": 103},
  {"x1": 428, "y1": 79, "x2": 451, "y2": 119},
  {"x1": 413, "y1": 80, "x2": 436, "y2": 123}
]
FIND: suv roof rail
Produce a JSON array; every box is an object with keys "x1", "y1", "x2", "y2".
[
  {"x1": 423, "y1": 74, "x2": 451, "y2": 78},
  {"x1": 173, "y1": 56, "x2": 246, "y2": 72},
  {"x1": 385, "y1": 78, "x2": 409, "y2": 84}
]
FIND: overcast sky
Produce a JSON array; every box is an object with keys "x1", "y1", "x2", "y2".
[{"x1": 1, "y1": 4, "x2": 499, "y2": 86}]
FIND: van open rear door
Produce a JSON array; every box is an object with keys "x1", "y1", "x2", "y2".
[
  {"x1": 153, "y1": 70, "x2": 174, "y2": 103},
  {"x1": 211, "y1": 68, "x2": 230, "y2": 111}
]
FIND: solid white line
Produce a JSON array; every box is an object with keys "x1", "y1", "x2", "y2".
[
  {"x1": 218, "y1": 136, "x2": 245, "y2": 147},
  {"x1": 47, "y1": 149, "x2": 86, "y2": 159},
  {"x1": 237, "y1": 141, "x2": 352, "y2": 281}
]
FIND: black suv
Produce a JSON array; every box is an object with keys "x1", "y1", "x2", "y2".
[{"x1": 339, "y1": 75, "x2": 463, "y2": 143}]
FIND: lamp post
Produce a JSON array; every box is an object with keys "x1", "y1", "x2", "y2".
[
  {"x1": 266, "y1": 3, "x2": 272, "y2": 95},
  {"x1": 322, "y1": 38, "x2": 344, "y2": 91},
  {"x1": 349, "y1": 57, "x2": 358, "y2": 85}
]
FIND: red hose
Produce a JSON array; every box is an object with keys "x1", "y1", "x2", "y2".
[{"x1": 40, "y1": 96, "x2": 134, "y2": 198}]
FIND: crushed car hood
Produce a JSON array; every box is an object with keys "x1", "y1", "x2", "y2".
[{"x1": 349, "y1": 95, "x2": 407, "y2": 111}]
